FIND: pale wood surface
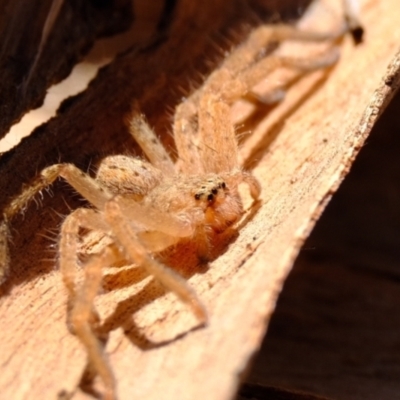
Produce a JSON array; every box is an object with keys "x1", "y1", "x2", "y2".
[{"x1": 1, "y1": 1, "x2": 400, "y2": 400}]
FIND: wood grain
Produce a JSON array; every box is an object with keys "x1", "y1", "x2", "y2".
[
  {"x1": 0, "y1": 0, "x2": 399, "y2": 399},
  {"x1": 245, "y1": 89, "x2": 400, "y2": 400}
]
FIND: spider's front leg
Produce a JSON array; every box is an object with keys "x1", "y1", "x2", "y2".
[
  {"x1": 0, "y1": 163, "x2": 113, "y2": 282},
  {"x1": 103, "y1": 196, "x2": 208, "y2": 325}
]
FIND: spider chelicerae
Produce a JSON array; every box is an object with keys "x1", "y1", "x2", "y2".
[{"x1": 0, "y1": 1, "x2": 362, "y2": 398}]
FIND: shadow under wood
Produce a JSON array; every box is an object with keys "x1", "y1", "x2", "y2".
[
  {"x1": 100, "y1": 278, "x2": 205, "y2": 349},
  {"x1": 69, "y1": 229, "x2": 248, "y2": 398},
  {"x1": 74, "y1": 279, "x2": 206, "y2": 399},
  {"x1": 96, "y1": 225, "x2": 243, "y2": 339}
]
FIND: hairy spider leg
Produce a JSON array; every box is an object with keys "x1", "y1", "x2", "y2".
[
  {"x1": 104, "y1": 196, "x2": 208, "y2": 323},
  {"x1": 172, "y1": 14, "x2": 354, "y2": 177},
  {"x1": 60, "y1": 208, "x2": 118, "y2": 400},
  {"x1": 0, "y1": 163, "x2": 114, "y2": 282},
  {"x1": 128, "y1": 112, "x2": 175, "y2": 176}
]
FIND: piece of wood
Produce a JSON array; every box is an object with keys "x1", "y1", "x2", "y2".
[
  {"x1": 0, "y1": 0, "x2": 399, "y2": 399},
  {"x1": 0, "y1": 0, "x2": 133, "y2": 139},
  {"x1": 244, "y1": 90, "x2": 400, "y2": 400}
]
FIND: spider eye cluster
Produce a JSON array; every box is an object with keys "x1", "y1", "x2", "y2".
[{"x1": 194, "y1": 181, "x2": 226, "y2": 202}]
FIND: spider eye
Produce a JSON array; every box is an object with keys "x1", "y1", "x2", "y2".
[
  {"x1": 194, "y1": 193, "x2": 201, "y2": 200},
  {"x1": 211, "y1": 188, "x2": 218, "y2": 195},
  {"x1": 221, "y1": 182, "x2": 226, "y2": 189},
  {"x1": 207, "y1": 193, "x2": 214, "y2": 201}
]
